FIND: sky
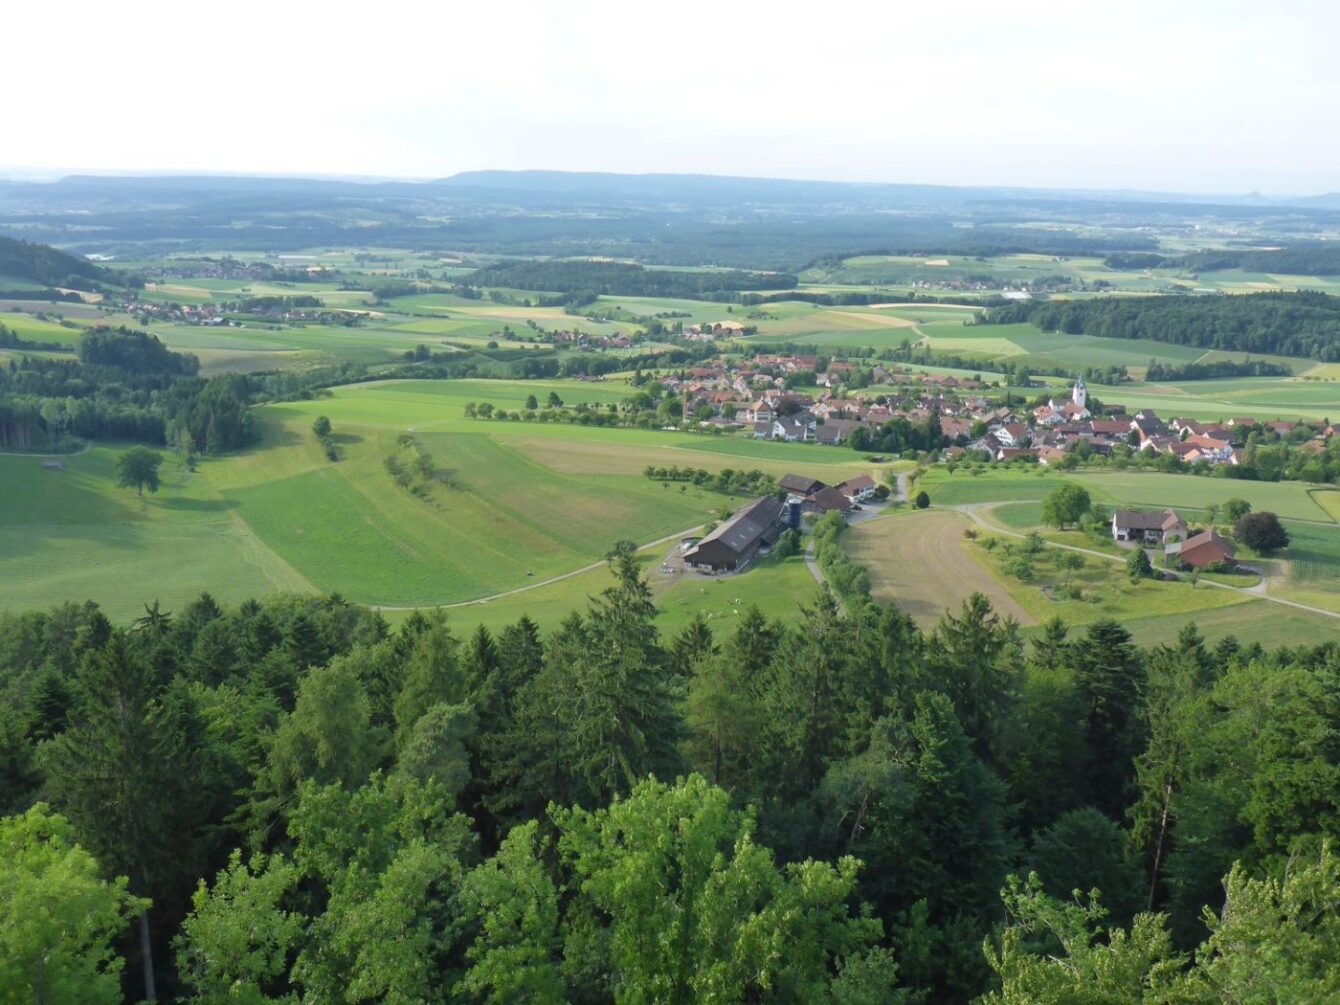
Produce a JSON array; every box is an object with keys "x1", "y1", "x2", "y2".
[{"x1": 6, "y1": 0, "x2": 1338, "y2": 195}]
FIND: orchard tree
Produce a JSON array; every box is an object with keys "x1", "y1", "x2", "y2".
[
  {"x1": 1041, "y1": 482, "x2": 1092, "y2": 530},
  {"x1": 116, "y1": 446, "x2": 163, "y2": 497},
  {"x1": 1127, "y1": 547, "x2": 1153, "y2": 581},
  {"x1": 1235, "y1": 511, "x2": 1290, "y2": 554}
]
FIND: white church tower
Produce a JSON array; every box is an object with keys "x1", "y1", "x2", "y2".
[{"x1": 1072, "y1": 376, "x2": 1087, "y2": 410}]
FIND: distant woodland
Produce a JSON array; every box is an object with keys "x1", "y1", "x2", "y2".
[
  {"x1": 0, "y1": 235, "x2": 107, "y2": 288},
  {"x1": 466, "y1": 259, "x2": 799, "y2": 298},
  {"x1": 983, "y1": 291, "x2": 1340, "y2": 360}
]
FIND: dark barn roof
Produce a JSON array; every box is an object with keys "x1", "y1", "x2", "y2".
[
  {"x1": 687, "y1": 495, "x2": 784, "y2": 562},
  {"x1": 779, "y1": 473, "x2": 826, "y2": 495}
]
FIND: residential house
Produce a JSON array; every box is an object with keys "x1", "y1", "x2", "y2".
[
  {"x1": 836, "y1": 475, "x2": 878, "y2": 503},
  {"x1": 1111, "y1": 509, "x2": 1188, "y2": 544},
  {"x1": 815, "y1": 418, "x2": 868, "y2": 446}
]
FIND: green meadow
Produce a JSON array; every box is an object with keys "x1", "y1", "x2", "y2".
[
  {"x1": 0, "y1": 448, "x2": 310, "y2": 622},
  {"x1": 1, "y1": 378, "x2": 881, "y2": 618}
]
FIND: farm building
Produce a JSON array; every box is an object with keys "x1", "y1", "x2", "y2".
[
  {"x1": 1166, "y1": 531, "x2": 1236, "y2": 570},
  {"x1": 779, "y1": 474, "x2": 826, "y2": 498},
  {"x1": 1111, "y1": 509, "x2": 1187, "y2": 545},
  {"x1": 836, "y1": 475, "x2": 878, "y2": 504},
  {"x1": 683, "y1": 496, "x2": 785, "y2": 573}
]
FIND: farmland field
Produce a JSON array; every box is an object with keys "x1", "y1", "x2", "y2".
[{"x1": 843, "y1": 510, "x2": 1035, "y2": 627}]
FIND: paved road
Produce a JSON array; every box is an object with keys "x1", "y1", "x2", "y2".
[{"x1": 954, "y1": 502, "x2": 1340, "y2": 623}]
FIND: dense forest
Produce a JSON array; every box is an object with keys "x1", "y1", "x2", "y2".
[
  {"x1": 0, "y1": 235, "x2": 107, "y2": 288},
  {"x1": 0, "y1": 327, "x2": 254, "y2": 452},
  {"x1": 466, "y1": 260, "x2": 798, "y2": 298},
  {"x1": 1105, "y1": 245, "x2": 1340, "y2": 277},
  {"x1": 981, "y1": 291, "x2": 1340, "y2": 360},
  {"x1": 2, "y1": 565, "x2": 1337, "y2": 1002}
]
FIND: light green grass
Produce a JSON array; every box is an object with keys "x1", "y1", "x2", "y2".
[{"x1": 0, "y1": 447, "x2": 310, "y2": 620}]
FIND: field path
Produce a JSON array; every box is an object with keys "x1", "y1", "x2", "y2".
[
  {"x1": 370, "y1": 523, "x2": 705, "y2": 612},
  {"x1": 956, "y1": 503, "x2": 1340, "y2": 623}
]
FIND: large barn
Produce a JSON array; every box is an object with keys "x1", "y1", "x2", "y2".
[{"x1": 683, "y1": 496, "x2": 784, "y2": 572}]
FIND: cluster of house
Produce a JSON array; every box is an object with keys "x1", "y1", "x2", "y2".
[
  {"x1": 115, "y1": 300, "x2": 235, "y2": 326},
  {"x1": 965, "y1": 379, "x2": 1329, "y2": 466},
  {"x1": 545, "y1": 330, "x2": 634, "y2": 350},
  {"x1": 681, "y1": 472, "x2": 880, "y2": 572},
  {"x1": 1110, "y1": 508, "x2": 1236, "y2": 570},
  {"x1": 682, "y1": 320, "x2": 747, "y2": 341},
  {"x1": 666, "y1": 355, "x2": 989, "y2": 446}
]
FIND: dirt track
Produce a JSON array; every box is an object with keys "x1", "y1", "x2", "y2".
[{"x1": 844, "y1": 510, "x2": 1035, "y2": 628}]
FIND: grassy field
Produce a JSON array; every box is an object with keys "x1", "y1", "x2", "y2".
[
  {"x1": 437, "y1": 548, "x2": 823, "y2": 638},
  {"x1": 191, "y1": 379, "x2": 885, "y2": 607},
  {"x1": 0, "y1": 447, "x2": 311, "y2": 621}
]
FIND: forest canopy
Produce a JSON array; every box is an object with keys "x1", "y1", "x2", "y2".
[{"x1": 981, "y1": 291, "x2": 1340, "y2": 360}]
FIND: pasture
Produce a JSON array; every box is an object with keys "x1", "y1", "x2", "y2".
[{"x1": 0, "y1": 447, "x2": 311, "y2": 621}]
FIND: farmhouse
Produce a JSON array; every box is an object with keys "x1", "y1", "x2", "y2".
[
  {"x1": 836, "y1": 475, "x2": 877, "y2": 503},
  {"x1": 1111, "y1": 509, "x2": 1188, "y2": 544},
  {"x1": 779, "y1": 473, "x2": 826, "y2": 498},
  {"x1": 1166, "y1": 530, "x2": 1235, "y2": 570},
  {"x1": 806, "y1": 486, "x2": 854, "y2": 515},
  {"x1": 682, "y1": 496, "x2": 785, "y2": 573}
]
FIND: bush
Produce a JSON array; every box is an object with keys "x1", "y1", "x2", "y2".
[{"x1": 914, "y1": 490, "x2": 930, "y2": 509}]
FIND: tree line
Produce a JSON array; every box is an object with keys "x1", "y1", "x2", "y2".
[
  {"x1": 981, "y1": 291, "x2": 1340, "y2": 361},
  {"x1": 0, "y1": 327, "x2": 255, "y2": 452},
  {"x1": 465, "y1": 260, "x2": 800, "y2": 298}
]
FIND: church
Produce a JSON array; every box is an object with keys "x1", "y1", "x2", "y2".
[{"x1": 1033, "y1": 377, "x2": 1091, "y2": 426}]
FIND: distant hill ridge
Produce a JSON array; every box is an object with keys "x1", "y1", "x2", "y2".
[{"x1": 0, "y1": 235, "x2": 105, "y2": 287}]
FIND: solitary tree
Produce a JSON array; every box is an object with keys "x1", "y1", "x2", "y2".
[
  {"x1": 116, "y1": 446, "x2": 163, "y2": 497},
  {"x1": 1224, "y1": 497, "x2": 1252, "y2": 524},
  {"x1": 1126, "y1": 547, "x2": 1153, "y2": 582},
  {"x1": 312, "y1": 416, "x2": 332, "y2": 438},
  {"x1": 1235, "y1": 511, "x2": 1290, "y2": 554},
  {"x1": 525, "y1": 394, "x2": 539, "y2": 411},
  {"x1": 914, "y1": 490, "x2": 930, "y2": 509},
  {"x1": 1041, "y1": 482, "x2": 1092, "y2": 530}
]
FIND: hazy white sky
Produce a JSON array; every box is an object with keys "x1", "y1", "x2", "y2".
[{"x1": 7, "y1": 0, "x2": 1338, "y2": 194}]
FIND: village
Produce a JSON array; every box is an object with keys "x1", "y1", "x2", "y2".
[{"x1": 661, "y1": 352, "x2": 1335, "y2": 465}]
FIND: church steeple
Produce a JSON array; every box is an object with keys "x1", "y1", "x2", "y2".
[{"x1": 1072, "y1": 376, "x2": 1087, "y2": 409}]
